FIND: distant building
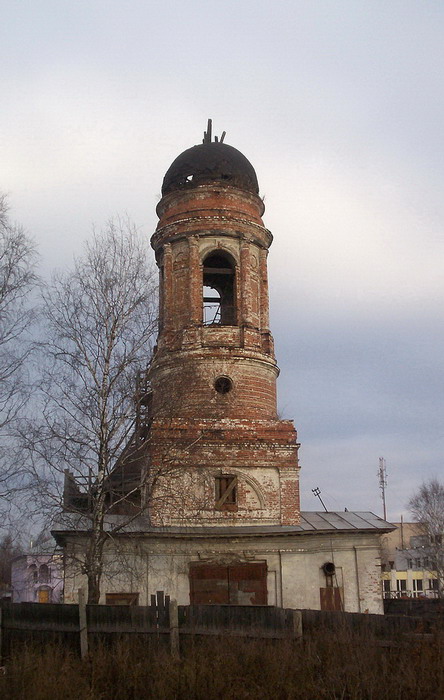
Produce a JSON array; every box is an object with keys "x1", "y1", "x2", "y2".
[
  {"x1": 11, "y1": 553, "x2": 63, "y2": 603},
  {"x1": 380, "y1": 522, "x2": 439, "y2": 599}
]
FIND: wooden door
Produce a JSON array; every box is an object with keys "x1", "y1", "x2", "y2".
[
  {"x1": 228, "y1": 563, "x2": 267, "y2": 604},
  {"x1": 189, "y1": 562, "x2": 267, "y2": 605},
  {"x1": 189, "y1": 564, "x2": 230, "y2": 604},
  {"x1": 38, "y1": 589, "x2": 50, "y2": 603}
]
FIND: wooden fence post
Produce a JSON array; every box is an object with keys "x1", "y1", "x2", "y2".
[
  {"x1": 293, "y1": 610, "x2": 303, "y2": 639},
  {"x1": 78, "y1": 589, "x2": 88, "y2": 659},
  {"x1": 169, "y1": 599, "x2": 179, "y2": 658}
]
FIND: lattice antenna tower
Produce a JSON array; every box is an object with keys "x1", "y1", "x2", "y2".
[{"x1": 378, "y1": 457, "x2": 388, "y2": 521}]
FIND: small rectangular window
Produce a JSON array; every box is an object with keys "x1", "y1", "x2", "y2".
[{"x1": 215, "y1": 475, "x2": 237, "y2": 510}]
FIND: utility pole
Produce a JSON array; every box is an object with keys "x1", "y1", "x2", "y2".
[{"x1": 378, "y1": 457, "x2": 387, "y2": 521}]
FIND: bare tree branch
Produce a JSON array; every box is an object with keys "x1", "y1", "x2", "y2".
[
  {"x1": 21, "y1": 217, "x2": 158, "y2": 602},
  {"x1": 408, "y1": 478, "x2": 444, "y2": 596},
  {"x1": 0, "y1": 194, "x2": 37, "y2": 507}
]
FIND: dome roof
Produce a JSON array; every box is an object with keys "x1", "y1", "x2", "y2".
[{"x1": 161, "y1": 141, "x2": 259, "y2": 196}]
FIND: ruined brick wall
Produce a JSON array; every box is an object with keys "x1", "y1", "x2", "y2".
[{"x1": 146, "y1": 417, "x2": 300, "y2": 526}]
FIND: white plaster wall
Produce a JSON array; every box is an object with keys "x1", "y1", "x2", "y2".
[{"x1": 63, "y1": 531, "x2": 384, "y2": 613}]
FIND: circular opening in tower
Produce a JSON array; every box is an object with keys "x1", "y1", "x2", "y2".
[{"x1": 214, "y1": 376, "x2": 233, "y2": 394}]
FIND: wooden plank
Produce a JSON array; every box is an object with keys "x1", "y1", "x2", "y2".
[
  {"x1": 169, "y1": 599, "x2": 179, "y2": 658},
  {"x1": 78, "y1": 589, "x2": 88, "y2": 660},
  {"x1": 320, "y1": 587, "x2": 343, "y2": 611},
  {"x1": 156, "y1": 590, "x2": 169, "y2": 627},
  {"x1": 292, "y1": 610, "x2": 303, "y2": 639}
]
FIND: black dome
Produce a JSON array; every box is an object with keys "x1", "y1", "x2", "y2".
[{"x1": 161, "y1": 141, "x2": 259, "y2": 196}]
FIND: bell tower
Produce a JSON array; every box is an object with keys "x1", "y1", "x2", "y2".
[{"x1": 147, "y1": 121, "x2": 300, "y2": 527}]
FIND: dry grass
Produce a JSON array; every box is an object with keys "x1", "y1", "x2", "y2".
[{"x1": 0, "y1": 628, "x2": 443, "y2": 700}]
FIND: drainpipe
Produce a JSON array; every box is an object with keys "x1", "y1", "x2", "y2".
[
  {"x1": 278, "y1": 550, "x2": 283, "y2": 608},
  {"x1": 353, "y1": 546, "x2": 362, "y2": 612}
]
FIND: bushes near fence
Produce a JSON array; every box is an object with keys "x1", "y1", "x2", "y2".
[
  {"x1": 1, "y1": 596, "x2": 442, "y2": 698},
  {"x1": 0, "y1": 630, "x2": 443, "y2": 700}
]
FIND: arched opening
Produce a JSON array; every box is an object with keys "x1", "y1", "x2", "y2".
[
  {"x1": 28, "y1": 564, "x2": 37, "y2": 583},
  {"x1": 39, "y1": 564, "x2": 50, "y2": 583},
  {"x1": 202, "y1": 252, "x2": 236, "y2": 325}
]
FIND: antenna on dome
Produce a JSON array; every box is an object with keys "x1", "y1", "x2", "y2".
[{"x1": 203, "y1": 119, "x2": 226, "y2": 144}]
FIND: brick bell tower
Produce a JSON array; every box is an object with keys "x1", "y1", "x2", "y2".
[{"x1": 146, "y1": 121, "x2": 300, "y2": 527}]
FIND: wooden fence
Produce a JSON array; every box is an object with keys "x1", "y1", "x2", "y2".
[
  {"x1": 384, "y1": 597, "x2": 444, "y2": 619},
  {"x1": 0, "y1": 591, "x2": 433, "y2": 660}
]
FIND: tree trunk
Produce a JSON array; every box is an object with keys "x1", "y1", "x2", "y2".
[
  {"x1": 86, "y1": 531, "x2": 104, "y2": 604},
  {"x1": 87, "y1": 571, "x2": 101, "y2": 604}
]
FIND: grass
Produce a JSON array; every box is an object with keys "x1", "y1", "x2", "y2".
[{"x1": 0, "y1": 629, "x2": 443, "y2": 700}]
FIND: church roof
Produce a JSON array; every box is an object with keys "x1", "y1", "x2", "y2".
[
  {"x1": 51, "y1": 511, "x2": 394, "y2": 544},
  {"x1": 161, "y1": 141, "x2": 259, "y2": 196}
]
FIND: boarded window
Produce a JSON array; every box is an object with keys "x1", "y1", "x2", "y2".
[
  {"x1": 105, "y1": 592, "x2": 139, "y2": 605},
  {"x1": 215, "y1": 475, "x2": 237, "y2": 510},
  {"x1": 189, "y1": 562, "x2": 267, "y2": 605}
]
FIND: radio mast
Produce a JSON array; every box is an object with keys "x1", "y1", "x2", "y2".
[{"x1": 378, "y1": 457, "x2": 387, "y2": 521}]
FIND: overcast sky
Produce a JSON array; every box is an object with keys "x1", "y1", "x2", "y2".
[{"x1": 2, "y1": 0, "x2": 443, "y2": 520}]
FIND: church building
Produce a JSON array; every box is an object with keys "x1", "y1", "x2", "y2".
[{"x1": 54, "y1": 122, "x2": 392, "y2": 613}]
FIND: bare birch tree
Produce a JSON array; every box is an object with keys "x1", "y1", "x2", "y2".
[
  {"x1": 22, "y1": 218, "x2": 158, "y2": 603},
  {"x1": 408, "y1": 478, "x2": 444, "y2": 597},
  {"x1": 0, "y1": 194, "x2": 37, "y2": 506}
]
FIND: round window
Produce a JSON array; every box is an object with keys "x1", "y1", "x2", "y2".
[{"x1": 214, "y1": 376, "x2": 233, "y2": 394}]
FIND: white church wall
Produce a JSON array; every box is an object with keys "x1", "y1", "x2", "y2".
[{"x1": 62, "y1": 531, "x2": 383, "y2": 613}]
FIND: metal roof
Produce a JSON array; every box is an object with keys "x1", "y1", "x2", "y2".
[
  {"x1": 51, "y1": 511, "x2": 394, "y2": 544},
  {"x1": 298, "y1": 511, "x2": 393, "y2": 531}
]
